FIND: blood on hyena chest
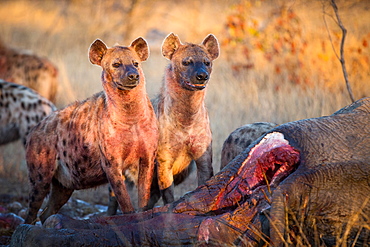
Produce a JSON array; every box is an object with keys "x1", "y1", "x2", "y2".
[
  {"x1": 43, "y1": 93, "x2": 152, "y2": 189},
  {"x1": 101, "y1": 124, "x2": 157, "y2": 166}
]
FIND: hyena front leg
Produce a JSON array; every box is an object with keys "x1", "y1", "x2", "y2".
[
  {"x1": 157, "y1": 158, "x2": 176, "y2": 205},
  {"x1": 39, "y1": 178, "x2": 74, "y2": 223},
  {"x1": 102, "y1": 160, "x2": 134, "y2": 213},
  {"x1": 194, "y1": 144, "x2": 213, "y2": 186},
  {"x1": 137, "y1": 154, "x2": 156, "y2": 211}
]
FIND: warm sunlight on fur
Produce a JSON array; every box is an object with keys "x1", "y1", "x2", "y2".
[{"x1": 0, "y1": 3, "x2": 368, "y2": 245}]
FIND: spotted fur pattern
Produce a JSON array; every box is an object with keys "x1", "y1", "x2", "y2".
[
  {"x1": 0, "y1": 40, "x2": 58, "y2": 102},
  {"x1": 24, "y1": 37, "x2": 158, "y2": 224},
  {"x1": 0, "y1": 79, "x2": 56, "y2": 146},
  {"x1": 220, "y1": 122, "x2": 278, "y2": 170},
  {"x1": 151, "y1": 33, "x2": 220, "y2": 205}
]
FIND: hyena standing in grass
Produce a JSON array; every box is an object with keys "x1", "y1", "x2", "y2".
[
  {"x1": 24, "y1": 37, "x2": 158, "y2": 224},
  {"x1": 152, "y1": 33, "x2": 220, "y2": 205},
  {"x1": 220, "y1": 122, "x2": 278, "y2": 170},
  {"x1": 0, "y1": 79, "x2": 56, "y2": 146},
  {"x1": 0, "y1": 40, "x2": 58, "y2": 102}
]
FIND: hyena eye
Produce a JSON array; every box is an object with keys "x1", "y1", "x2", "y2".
[
  {"x1": 112, "y1": 63, "x2": 120, "y2": 68},
  {"x1": 182, "y1": 60, "x2": 191, "y2": 66},
  {"x1": 133, "y1": 61, "x2": 139, "y2": 67}
]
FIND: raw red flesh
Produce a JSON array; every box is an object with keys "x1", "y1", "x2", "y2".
[{"x1": 173, "y1": 132, "x2": 300, "y2": 214}]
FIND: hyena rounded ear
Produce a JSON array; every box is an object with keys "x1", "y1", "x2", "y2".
[
  {"x1": 89, "y1": 39, "x2": 108, "y2": 66},
  {"x1": 162, "y1": 33, "x2": 181, "y2": 60},
  {"x1": 202, "y1": 34, "x2": 220, "y2": 61},
  {"x1": 130, "y1": 37, "x2": 149, "y2": 62}
]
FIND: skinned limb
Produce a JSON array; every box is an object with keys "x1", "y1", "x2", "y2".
[{"x1": 16, "y1": 189, "x2": 268, "y2": 247}]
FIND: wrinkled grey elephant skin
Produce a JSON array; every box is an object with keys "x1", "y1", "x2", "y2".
[{"x1": 10, "y1": 97, "x2": 370, "y2": 247}]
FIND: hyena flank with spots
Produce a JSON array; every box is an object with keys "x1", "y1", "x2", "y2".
[
  {"x1": 24, "y1": 37, "x2": 158, "y2": 224},
  {"x1": 0, "y1": 79, "x2": 56, "y2": 146},
  {"x1": 220, "y1": 122, "x2": 278, "y2": 170},
  {"x1": 152, "y1": 33, "x2": 220, "y2": 205},
  {"x1": 0, "y1": 40, "x2": 58, "y2": 102}
]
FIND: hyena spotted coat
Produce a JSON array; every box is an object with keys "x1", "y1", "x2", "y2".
[
  {"x1": 0, "y1": 79, "x2": 56, "y2": 146},
  {"x1": 0, "y1": 40, "x2": 58, "y2": 103},
  {"x1": 152, "y1": 33, "x2": 220, "y2": 205},
  {"x1": 220, "y1": 122, "x2": 278, "y2": 170},
  {"x1": 25, "y1": 37, "x2": 158, "y2": 224}
]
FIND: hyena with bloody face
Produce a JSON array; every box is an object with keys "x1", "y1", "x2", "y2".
[
  {"x1": 0, "y1": 40, "x2": 58, "y2": 103},
  {"x1": 152, "y1": 33, "x2": 220, "y2": 205},
  {"x1": 0, "y1": 79, "x2": 56, "y2": 146},
  {"x1": 24, "y1": 37, "x2": 158, "y2": 224}
]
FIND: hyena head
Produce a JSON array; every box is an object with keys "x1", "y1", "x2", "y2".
[
  {"x1": 89, "y1": 37, "x2": 149, "y2": 91},
  {"x1": 162, "y1": 33, "x2": 219, "y2": 91}
]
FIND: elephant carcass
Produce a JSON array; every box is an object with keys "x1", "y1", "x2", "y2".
[{"x1": 10, "y1": 97, "x2": 370, "y2": 246}]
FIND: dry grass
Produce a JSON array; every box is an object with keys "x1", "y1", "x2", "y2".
[{"x1": 0, "y1": 0, "x2": 369, "y2": 239}]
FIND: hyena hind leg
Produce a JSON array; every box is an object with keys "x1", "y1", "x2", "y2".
[
  {"x1": 107, "y1": 186, "x2": 119, "y2": 216},
  {"x1": 25, "y1": 185, "x2": 51, "y2": 225},
  {"x1": 39, "y1": 178, "x2": 74, "y2": 224}
]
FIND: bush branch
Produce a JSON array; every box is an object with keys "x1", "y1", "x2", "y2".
[{"x1": 329, "y1": 0, "x2": 355, "y2": 102}]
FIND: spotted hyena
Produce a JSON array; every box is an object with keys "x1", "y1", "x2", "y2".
[
  {"x1": 0, "y1": 40, "x2": 58, "y2": 102},
  {"x1": 24, "y1": 37, "x2": 158, "y2": 224},
  {"x1": 0, "y1": 79, "x2": 56, "y2": 146},
  {"x1": 151, "y1": 33, "x2": 220, "y2": 205},
  {"x1": 220, "y1": 122, "x2": 278, "y2": 170}
]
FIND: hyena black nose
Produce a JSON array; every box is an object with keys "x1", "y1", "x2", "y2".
[
  {"x1": 128, "y1": 72, "x2": 139, "y2": 81},
  {"x1": 196, "y1": 72, "x2": 209, "y2": 81}
]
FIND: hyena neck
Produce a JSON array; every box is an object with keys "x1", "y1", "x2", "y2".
[
  {"x1": 103, "y1": 77, "x2": 150, "y2": 124},
  {"x1": 163, "y1": 67, "x2": 207, "y2": 122}
]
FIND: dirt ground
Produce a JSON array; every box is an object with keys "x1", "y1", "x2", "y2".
[{"x1": 0, "y1": 142, "x2": 198, "y2": 246}]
